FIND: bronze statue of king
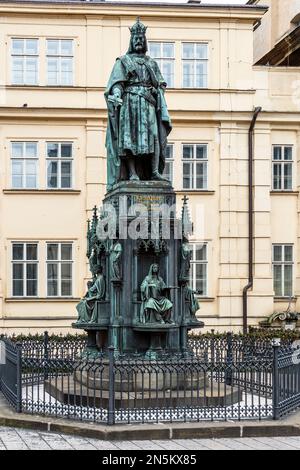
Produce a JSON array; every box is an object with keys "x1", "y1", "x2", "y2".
[{"x1": 105, "y1": 18, "x2": 172, "y2": 190}]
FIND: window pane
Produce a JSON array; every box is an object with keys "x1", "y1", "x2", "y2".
[
  {"x1": 284, "y1": 245, "x2": 293, "y2": 262},
  {"x1": 284, "y1": 163, "x2": 292, "y2": 190},
  {"x1": 196, "y1": 145, "x2": 207, "y2": 159},
  {"x1": 47, "y1": 58, "x2": 59, "y2": 85},
  {"x1": 47, "y1": 264, "x2": 58, "y2": 296},
  {"x1": 149, "y1": 42, "x2": 160, "y2": 58},
  {"x1": 13, "y1": 263, "x2": 23, "y2": 279},
  {"x1": 25, "y1": 39, "x2": 38, "y2": 55},
  {"x1": 13, "y1": 244, "x2": 24, "y2": 261},
  {"x1": 195, "y1": 244, "x2": 207, "y2": 261},
  {"x1": 61, "y1": 244, "x2": 72, "y2": 260},
  {"x1": 25, "y1": 142, "x2": 37, "y2": 158},
  {"x1": 47, "y1": 244, "x2": 58, "y2": 260},
  {"x1": 25, "y1": 58, "x2": 38, "y2": 85},
  {"x1": 12, "y1": 58, "x2": 24, "y2": 84},
  {"x1": 27, "y1": 280, "x2": 37, "y2": 297},
  {"x1": 47, "y1": 161, "x2": 58, "y2": 188},
  {"x1": 47, "y1": 40, "x2": 59, "y2": 56},
  {"x1": 61, "y1": 143, "x2": 72, "y2": 158},
  {"x1": 12, "y1": 160, "x2": 23, "y2": 188},
  {"x1": 61, "y1": 161, "x2": 72, "y2": 188},
  {"x1": 61, "y1": 58, "x2": 73, "y2": 85},
  {"x1": 196, "y1": 43, "x2": 208, "y2": 59},
  {"x1": 162, "y1": 61, "x2": 174, "y2": 87},
  {"x1": 61, "y1": 40, "x2": 73, "y2": 56},
  {"x1": 166, "y1": 145, "x2": 173, "y2": 159},
  {"x1": 273, "y1": 245, "x2": 282, "y2": 262},
  {"x1": 183, "y1": 61, "x2": 194, "y2": 87},
  {"x1": 284, "y1": 146, "x2": 292, "y2": 161},
  {"x1": 163, "y1": 43, "x2": 174, "y2": 58},
  {"x1": 25, "y1": 160, "x2": 37, "y2": 188},
  {"x1": 13, "y1": 280, "x2": 23, "y2": 297},
  {"x1": 47, "y1": 143, "x2": 59, "y2": 158},
  {"x1": 196, "y1": 162, "x2": 207, "y2": 189},
  {"x1": 26, "y1": 244, "x2": 37, "y2": 261},
  {"x1": 273, "y1": 163, "x2": 282, "y2": 190},
  {"x1": 61, "y1": 263, "x2": 72, "y2": 279},
  {"x1": 183, "y1": 43, "x2": 194, "y2": 59},
  {"x1": 12, "y1": 39, "x2": 24, "y2": 55},
  {"x1": 61, "y1": 280, "x2": 72, "y2": 296},
  {"x1": 183, "y1": 162, "x2": 193, "y2": 189},
  {"x1": 196, "y1": 264, "x2": 207, "y2": 296},
  {"x1": 284, "y1": 265, "x2": 293, "y2": 297},
  {"x1": 273, "y1": 146, "x2": 282, "y2": 160},
  {"x1": 12, "y1": 142, "x2": 23, "y2": 158},
  {"x1": 274, "y1": 265, "x2": 282, "y2": 296},
  {"x1": 183, "y1": 145, "x2": 193, "y2": 159}
]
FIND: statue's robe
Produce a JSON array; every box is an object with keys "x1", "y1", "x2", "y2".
[
  {"x1": 140, "y1": 275, "x2": 173, "y2": 323},
  {"x1": 76, "y1": 275, "x2": 106, "y2": 323},
  {"x1": 105, "y1": 53, "x2": 172, "y2": 189}
]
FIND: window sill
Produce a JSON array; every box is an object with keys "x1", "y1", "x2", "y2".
[
  {"x1": 176, "y1": 190, "x2": 215, "y2": 195},
  {"x1": 270, "y1": 191, "x2": 299, "y2": 196},
  {"x1": 274, "y1": 297, "x2": 297, "y2": 303},
  {"x1": 5, "y1": 297, "x2": 81, "y2": 303},
  {"x1": 3, "y1": 189, "x2": 81, "y2": 195}
]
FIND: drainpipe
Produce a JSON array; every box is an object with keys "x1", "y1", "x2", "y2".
[{"x1": 242, "y1": 106, "x2": 262, "y2": 335}]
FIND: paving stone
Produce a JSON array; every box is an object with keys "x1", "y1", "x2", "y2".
[
  {"x1": 168, "y1": 439, "x2": 210, "y2": 450},
  {"x1": 38, "y1": 433, "x2": 74, "y2": 450},
  {"x1": 114, "y1": 440, "x2": 147, "y2": 451},
  {"x1": 87, "y1": 439, "x2": 120, "y2": 450},
  {"x1": 216, "y1": 438, "x2": 255, "y2": 451},
  {"x1": 63, "y1": 436, "x2": 97, "y2": 451},
  {"x1": 269, "y1": 437, "x2": 300, "y2": 450},
  {"x1": 192, "y1": 439, "x2": 231, "y2": 450},
  {"x1": 151, "y1": 440, "x2": 190, "y2": 450}
]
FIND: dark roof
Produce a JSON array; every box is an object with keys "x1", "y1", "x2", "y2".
[{"x1": 256, "y1": 24, "x2": 300, "y2": 66}]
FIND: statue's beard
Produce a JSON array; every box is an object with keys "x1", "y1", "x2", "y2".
[{"x1": 128, "y1": 37, "x2": 148, "y2": 54}]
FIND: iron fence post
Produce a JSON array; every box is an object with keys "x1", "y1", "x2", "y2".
[
  {"x1": 44, "y1": 331, "x2": 49, "y2": 381},
  {"x1": 16, "y1": 342, "x2": 22, "y2": 413},
  {"x1": 272, "y1": 339, "x2": 281, "y2": 420},
  {"x1": 225, "y1": 332, "x2": 233, "y2": 386},
  {"x1": 108, "y1": 346, "x2": 115, "y2": 426}
]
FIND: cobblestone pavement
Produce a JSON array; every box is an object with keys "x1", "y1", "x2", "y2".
[{"x1": 0, "y1": 427, "x2": 300, "y2": 450}]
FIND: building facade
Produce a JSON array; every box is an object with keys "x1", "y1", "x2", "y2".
[{"x1": 1, "y1": 0, "x2": 300, "y2": 334}]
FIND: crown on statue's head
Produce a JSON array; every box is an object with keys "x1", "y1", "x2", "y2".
[{"x1": 129, "y1": 17, "x2": 147, "y2": 35}]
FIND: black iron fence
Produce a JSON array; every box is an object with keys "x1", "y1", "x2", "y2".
[{"x1": 0, "y1": 333, "x2": 300, "y2": 424}]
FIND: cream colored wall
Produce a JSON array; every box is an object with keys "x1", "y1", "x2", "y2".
[
  {"x1": 1, "y1": 2, "x2": 298, "y2": 334},
  {"x1": 253, "y1": 0, "x2": 300, "y2": 62}
]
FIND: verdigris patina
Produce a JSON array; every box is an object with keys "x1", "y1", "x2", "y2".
[
  {"x1": 76, "y1": 266, "x2": 106, "y2": 324},
  {"x1": 105, "y1": 18, "x2": 172, "y2": 189},
  {"x1": 140, "y1": 264, "x2": 173, "y2": 325}
]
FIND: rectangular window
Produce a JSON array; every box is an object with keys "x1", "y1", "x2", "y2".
[
  {"x1": 273, "y1": 244, "x2": 293, "y2": 297},
  {"x1": 12, "y1": 243, "x2": 38, "y2": 297},
  {"x1": 46, "y1": 142, "x2": 73, "y2": 189},
  {"x1": 11, "y1": 38, "x2": 38, "y2": 85},
  {"x1": 11, "y1": 142, "x2": 38, "y2": 189},
  {"x1": 47, "y1": 39, "x2": 73, "y2": 86},
  {"x1": 182, "y1": 144, "x2": 208, "y2": 190},
  {"x1": 272, "y1": 145, "x2": 293, "y2": 191},
  {"x1": 47, "y1": 243, "x2": 73, "y2": 297},
  {"x1": 163, "y1": 144, "x2": 174, "y2": 183},
  {"x1": 190, "y1": 243, "x2": 207, "y2": 296},
  {"x1": 182, "y1": 42, "x2": 208, "y2": 88},
  {"x1": 148, "y1": 42, "x2": 175, "y2": 87}
]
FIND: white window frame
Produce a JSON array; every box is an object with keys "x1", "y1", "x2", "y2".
[
  {"x1": 148, "y1": 41, "x2": 175, "y2": 87},
  {"x1": 11, "y1": 141, "x2": 39, "y2": 189},
  {"x1": 272, "y1": 145, "x2": 293, "y2": 191},
  {"x1": 11, "y1": 242, "x2": 39, "y2": 297},
  {"x1": 46, "y1": 39, "x2": 74, "y2": 86},
  {"x1": 163, "y1": 143, "x2": 174, "y2": 183},
  {"x1": 272, "y1": 244, "x2": 294, "y2": 298},
  {"x1": 190, "y1": 243, "x2": 208, "y2": 297},
  {"x1": 46, "y1": 142, "x2": 73, "y2": 189},
  {"x1": 182, "y1": 143, "x2": 208, "y2": 190},
  {"x1": 182, "y1": 42, "x2": 208, "y2": 89},
  {"x1": 11, "y1": 38, "x2": 39, "y2": 86},
  {"x1": 46, "y1": 242, "x2": 73, "y2": 297}
]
